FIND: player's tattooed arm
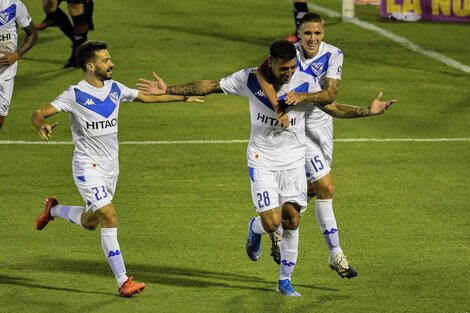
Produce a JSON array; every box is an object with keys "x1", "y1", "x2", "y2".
[
  {"x1": 319, "y1": 92, "x2": 397, "y2": 118},
  {"x1": 137, "y1": 73, "x2": 222, "y2": 96},
  {"x1": 167, "y1": 80, "x2": 223, "y2": 96},
  {"x1": 320, "y1": 102, "x2": 370, "y2": 118},
  {"x1": 256, "y1": 58, "x2": 289, "y2": 129},
  {"x1": 285, "y1": 78, "x2": 339, "y2": 106},
  {"x1": 18, "y1": 22, "x2": 38, "y2": 58}
]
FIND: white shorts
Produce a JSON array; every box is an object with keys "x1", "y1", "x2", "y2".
[
  {"x1": 73, "y1": 169, "x2": 117, "y2": 212},
  {"x1": 0, "y1": 78, "x2": 15, "y2": 117},
  {"x1": 249, "y1": 166, "x2": 307, "y2": 213},
  {"x1": 305, "y1": 123, "x2": 333, "y2": 182}
]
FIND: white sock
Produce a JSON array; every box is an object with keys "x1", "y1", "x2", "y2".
[
  {"x1": 279, "y1": 228, "x2": 299, "y2": 281},
  {"x1": 251, "y1": 216, "x2": 267, "y2": 235},
  {"x1": 51, "y1": 204, "x2": 84, "y2": 226},
  {"x1": 316, "y1": 199, "x2": 343, "y2": 258},
  {"x1": 101, "y1": 228, "x2": 128, "y2": 287}
]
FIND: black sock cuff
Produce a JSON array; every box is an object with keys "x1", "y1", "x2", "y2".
[{"x1": 72, "y1": 13, "x2": 90, "y2": 33}]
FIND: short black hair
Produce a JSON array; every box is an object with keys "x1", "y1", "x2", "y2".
[
  {"x1": 77, "y1": 40, "x2": 108, "y2": 71},
  {"x1": 299, "y1": 12, "x2": 324, "y2": 27},
  {"x1": 269, "y1": 40, "x2": 296, "y2": 61}
]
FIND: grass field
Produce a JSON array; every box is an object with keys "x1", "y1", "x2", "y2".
[{"x1": 1, "y1": 0, "x2": 469, "y2": 312}]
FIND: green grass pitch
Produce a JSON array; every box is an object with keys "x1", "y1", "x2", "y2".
[{"x1": 0, "y1": 0, "x2": 469, "y2": 312}]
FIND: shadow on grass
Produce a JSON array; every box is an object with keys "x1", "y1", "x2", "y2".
[
  {"x1": 0, "y1": 274, "x2": 114, "y2": 296},
  {"x1": 14, "y1": 257, "x2": 338, "y2": 294}
]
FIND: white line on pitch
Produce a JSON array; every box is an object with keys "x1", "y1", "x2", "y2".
[
  {"x1": 307, "y1": 3, "x2": 470, "y2": 74},
  {"x1": 1, "y1": 138, "x2": 469, "y2": 145}
]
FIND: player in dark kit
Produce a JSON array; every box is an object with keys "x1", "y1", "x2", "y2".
[{"x1": 36, "y1": 0, "x2": 94, "y2": 68}]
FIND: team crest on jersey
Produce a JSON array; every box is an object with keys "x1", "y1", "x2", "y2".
[
  {"x1": 109, "y1": 91, "x2": 119, "y2": 104},
  {"x1": 0, "y1": 5, "x2": 16, "y2": 26},
  {"x1": 0, "y1": 12, "x2": 9, "y2": 24},
  {"x1": 311, "y1": 62, "x2": 325, "y2": 77}
]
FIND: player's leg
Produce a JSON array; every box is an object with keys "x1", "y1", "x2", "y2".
[
  {"x1": 0, "y1": 77, "x2": 14, "y2": 131},
  {"x1": 277, "y1": 201, "x2": 301, "y2": 296},
  {"x1": 36, "y1": 0, "x2": 57, "y2": 30},
  {"x1": 35, "y1": 169, "x2": 102, "y2": 230},
  {"x1": 88, "y1": 175, "x2": 145, "y2": 297},
  {"x1": 64, "y1": 0, "x2": 92, "y2": 68},
  {"x1": 276, "y1": 167, "x2": 307, "y2": 296},
  {"x1": 289, "y1": 0, "x2": 309, "y2": 43},
  {"x1": 246, "y1": 167, "x2": 281, "y2": 261},
  {"x1": 38, "y1": 0, "x2": 76, "y2": 49},
  {"x1": 309, "y1": 125, "x2": 357, "y2": 279},
  {"x1": 314, "y1": 174, "x2": 356, "y2": 278}
]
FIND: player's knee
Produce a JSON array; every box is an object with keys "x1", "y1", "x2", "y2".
[
  {"x1": 95, "y1": 204, "x2": 118, "y2": 227},
  {"x1": 283, "y1": 215, "x2": 300, "y2": 230},
  {"x1": 264, "y1": 220, "x2": 281, "y2": 233},
  {"x1": 83, "y1": 221, "x2": 98, "y2": 231},
  {"x1": 99, "y1": 214, "x2": 117, "y2": 228},
  {"x1": 67, "y1": 3, "x2": 84, "y2": 16},
  {"x1": 317, "y1": 183, "x2": 334, "y2": 199}
]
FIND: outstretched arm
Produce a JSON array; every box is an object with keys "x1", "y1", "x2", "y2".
[
  {"x1": 137, "y1": 72, "x2": 223, "y2": 96},
  {"x1": 135, "y1": 92, "x2": 205, "y2": 103},
  {"x1": 31, "y1": 104, "x2": 59, "y2": 140},
  {"x1": 320, "y1": 92, "x2": 397, "y2": 118},
  {"x1": 0, "y1": 22, "x2": 37, "y2": 66}
]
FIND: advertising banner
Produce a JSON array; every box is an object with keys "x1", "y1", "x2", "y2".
[{"x1": 381, "y1": 0, "x2": 470, "y2": 22}]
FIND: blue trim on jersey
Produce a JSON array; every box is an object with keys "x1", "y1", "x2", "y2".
[
  {"x1": 76, "y1": 175, "x2": 86, "y2": 182},
  {"x1": 298, "y1": 52, "x2": 331, "y2": 79},
  {"x1": 278, "y1": 82, "x2": 310, "y2": 102},
  {"x1": 293, "y1": 82, "x2": 310, "y2": 93},
  {"x1": 248, "y1": 167, "x2": 255, "y2": 182},
  {"x1": 73, "y1": 82, "x2": 121, "y2": 118},
  {"x1": 246, "y1": 73, "x2": 274, "y2": 111},
  {"x1": 0, "y1": 5, "x2": 16, "y2": 26}
]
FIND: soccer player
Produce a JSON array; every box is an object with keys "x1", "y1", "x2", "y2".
[
  {"x1": 35, "y1": 0, "x2": 94, "y2": 68},
  {"x1": 257, "y1": 12, "x2": 396, "y2": 279},
  {"x1": 137, "y1": 40, "x2": 320, "y2": 297},
  {"x1": 32, "y1": 40, "x2": 202, "y2": 297},
  {"x1": 0, "y1": 0, "x2": 37, "y2": 130}
]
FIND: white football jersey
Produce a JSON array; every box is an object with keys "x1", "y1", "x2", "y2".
[
  {"x1": 51, "y1": 79, "x2": 139, "y2": 177},
  {"x1": 0, "y1": 0, "x2": 32, "y2": 80},
  {"x1": 220, "y1": 68, "x2": 321, "y2": 170},
  {"x1": 295, "y1": 41, "x2": 344, "y2": 129}
]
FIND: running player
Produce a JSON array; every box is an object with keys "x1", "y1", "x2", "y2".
[
  {"x1": 32, "y1": 40, "x2": 202, "y2": 297},
  {"x1": 35, "y1": 0, "x2": 94, "y2": 68}
]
